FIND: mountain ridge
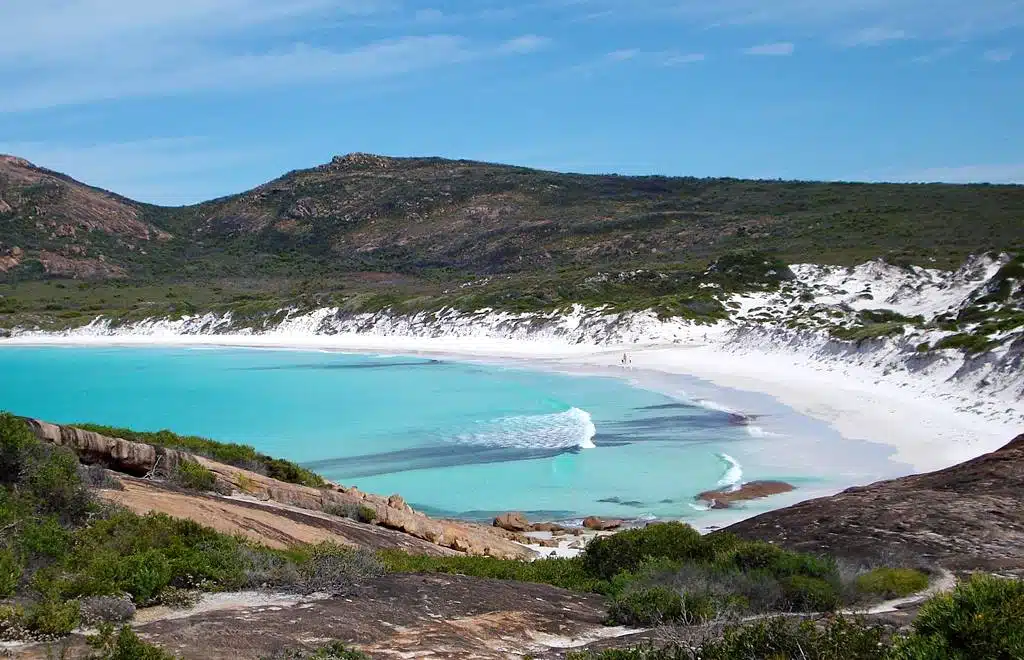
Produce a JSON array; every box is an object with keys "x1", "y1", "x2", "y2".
[{"x1": 3, "y1": 152, "x2": 1023, "y2": 285}]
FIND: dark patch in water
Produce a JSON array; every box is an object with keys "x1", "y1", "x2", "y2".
[
  {"x1": 597, "y1": 497, "x2": 646, "y2": 508},
  {"x1": 304, "y1": 443, "x2": 571, "y2": 479},
  {"x1": 659, "y1": 499, "x2": 675, "y2": 504},
  {"x1": 241, "y1": 359, "x2": 444, "y2": 372},
  {"x1": 636, "y1": 402, "x2": 701, "y2": 412}
]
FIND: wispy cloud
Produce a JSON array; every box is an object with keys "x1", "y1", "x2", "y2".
[
  {"x1": 743, "y1": 42, "x2": 795, "y2": 56},
  {"x1": 663, "y1": 53, "x2": 706, "y2": 65},
  {"x1": 983, "y1": 48, "x2": 1014, "y2": 62},
  {"x1": 0, "y1": 1, "x2": 547, "y2": 112},
  {"x1": 893, "y1": 164, "x2": 1024, "y2": 184},
  {"x1": 840, "y1": 26, "x2": 908, "y2": 46},
  {"x1": 559, "y1": 0, "x2": 1024, "y2": 42}
]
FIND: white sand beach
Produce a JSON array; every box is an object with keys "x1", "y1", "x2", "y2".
[{"x1": 5, "y1": 328, "x2": 1020, "y2": 476}]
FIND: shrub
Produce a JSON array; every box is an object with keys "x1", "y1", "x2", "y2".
[
  {"x1": 87, "y1": 624, "x2": 178, "y2": 660},
  {"x1": 0, "y1": 547, "x2": 22, "y2": 597},
  {"x1": 26, "y1": 597, "x2": 81, "y2": 637},
  {"x1": 154, "y1": 586, "x2": 202, "y2": 609},
  {"x1": 781, "y1": 575, "x2": 841, "y2": 612},
  {"x1": 855, "y1": 568, "x2": 929, "y2": 599},
  {"x1": 79, "y1": 464, "x2": 125, "y2": 491},
  {"x1": 582, "y1": 522, "x2": 709, "y2": 580},
  {"x1": 889, "y1": 574, "x2": 1024, "y2": 659},
  {"x1": 28, "y1": 445, "x2": 94, "y2": 522},
  {"x1": 263, "y1": 641, "x2": 370, "y2": 659},
  {"x1": 606, "y1": 587, "x2": 715, "y2": 626},
  {"x1": 0, "y1": 605, "x2": 27, "y2": 641},
  {"x1": 325, "y1": 502, "x2": 378, "y2": 524},
  {"x1": 934, "y1": 333, "x2": 998, "y2": 355},
  {"x1": 170, "y1": 461, "x2": 217, "y2": 492},
  {"x1": 568, "y1": 616, "x2": 887, "y2": 659},
  {"x1": 79, "y1": 596, "x2": 136, "y2": 626},
  {"x1": 300, "y1": 545, "x2": 385, "y2": 595},
  {"x1": 0, "y1": 413, "x2": 38, "y2": 483}
]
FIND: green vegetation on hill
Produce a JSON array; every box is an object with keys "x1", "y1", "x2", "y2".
[
  {"x1": 0, "y1": 413, "x2": 371, "y2": 642},
  {"x1": 3, "y1": 154, "x2": 1024, "y2": 330},
  {"x1": 72, "y1": 423, "x2": 325, "y2": 488}
]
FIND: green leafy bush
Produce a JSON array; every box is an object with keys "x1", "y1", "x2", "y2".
[
  {"x1": 889, "y1": 574, "x2": 1024, "y2": 659},
  {"x1": 582, "y1": 522, "x2": 712, "y2": 580},
  {"x1": 934, "y1": 333, "x2": 999, "y2": 354},
  {"x1": 0, "y1": 548, "x2": 22, "y2": 597},
  {"x1": 263, "y1": 641, "x2": 370, "y2": 659},
  {"x1": 855, "y1": 568, "x2": 929, "y2": 599},
  {"x1": 170, "y1": 461, "x2": 217, "y2": 492},
  {"x1": 87, "y1": 624, "x2": 178, "y2": 660},
  {"x1": 606, "y1": 587, "x2": 715, "y2": 626}
]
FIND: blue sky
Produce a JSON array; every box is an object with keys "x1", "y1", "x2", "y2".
[{"x1": 0, "y1": 0, "x2": 1021, "y2": 205}]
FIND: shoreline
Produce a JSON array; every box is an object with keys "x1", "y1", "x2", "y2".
[{"x1": 5, "y1": 330, "x2": 1019, "y2": 478}]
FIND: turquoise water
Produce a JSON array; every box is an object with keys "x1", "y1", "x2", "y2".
[{"x1": 0, "y1": 347, "x2": 882, "y2": 522}]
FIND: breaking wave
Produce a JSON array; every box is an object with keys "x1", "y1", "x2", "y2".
[
  {"x1": 716, "y1": 453, "x2": 744, "y2": 491},
  {"x1": 451, "y1": 407, "x2": 597, "y2": 451}
]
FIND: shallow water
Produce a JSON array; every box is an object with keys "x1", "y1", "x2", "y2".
[{"x1": 0, "y1": 347, "x2": 901, "y2": 522}]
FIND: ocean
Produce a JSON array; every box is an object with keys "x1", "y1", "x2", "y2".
[{"x1": 0, "y1": 346, "x2": 901, "y2": 524}]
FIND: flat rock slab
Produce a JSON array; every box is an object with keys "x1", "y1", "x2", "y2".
[
  {"x1": 24, "y1": 574, "x2": 615, "y2": 659},
  {"x1": 725, "y1": 434, "x2": 1024, "y2": 573}
]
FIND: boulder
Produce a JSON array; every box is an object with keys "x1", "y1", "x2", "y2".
[
  {"x1": 493, "y1": 511, "x2": 531, "y2": 532},
  {"x1": 387, "y1": 494, "x2": 406, "y2": 510},
  {"x1": 696, "y1": 481, "x2": 795, "y2": 509},
  {"x1": 583, "y1": 516, "x2": 623, "y2": 531}
]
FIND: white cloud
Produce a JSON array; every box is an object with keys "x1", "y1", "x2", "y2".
[
  {"x1": 498, "y1": 35, "x2": 553, "y2": 54},
  {"x1": 0, "y1": 1, "x2": 549, "y2": 112},
  {"x1": 560, "y1": 0, "x2": 1024, "y2": 41},
  {"x1": 893, "y1": 164, "x2": 1024, "y2": 184},
  {"x1": 983, "y1": 48, "x2": 1014, "y2": 62},
  {"x1": 840, "y1": 26, "x2": 908, "y2": 46},
  {"x1": 743, "y1": 42, "x2": 795, "y2": 56},
  {"x1": 606, "y1": 49, "x2": 641, "y2": 61},
  {"x1": 663, "y1": 52, "x2": 705, "y2": 65},
  {"x1": 0, "y1": 32, "x2": 548, "y2": 112}
]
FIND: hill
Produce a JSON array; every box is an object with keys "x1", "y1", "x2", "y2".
[{"x1": 3, "y1": 152, "x2": 1023, "y2": 285}]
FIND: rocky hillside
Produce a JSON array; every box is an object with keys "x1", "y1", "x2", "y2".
[
  {"x1": 24, "y1": 418, "x2": 534, "y2": 560},
  {"x1": 725, "y1": 433, "x2": 1024, "y2": 575},
  {"x1": 2, "y1": 152, "x2": 1023, "y2": 284},
  {"x1": 0, "y1": 155, "x2": 172, "y2": 279}
]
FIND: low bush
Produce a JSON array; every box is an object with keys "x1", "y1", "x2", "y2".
[
  {"x1": 263, "y1": 641, "x2": 371, "y2": 659},
  {"x1": 170, "y1": 461, "x2": 217, "y2": 492},
  {"x1": 889, "y1": 574, "x2": 1024, "y2": 659},
  {"x1": 79, "y1": 464, "x2": 125, "y2": 491},
  {"x1": 606, "y1": 587, "x2": 715, "y2": 626},
  {"x1": 325, "y1": 502, "x2": 377, "y2": 524},
  {"x1": 582, "y1": 522, "x2": 712, "y2": 580},
  {"x1": 855, "y1": 568, "x2": 929, "y2": 599},
  {"x1": 87, "y1": 624, "x2": 178, "y2": 660},
  {"x1": 934, "y1": 332, "x2": 998, "y2": 354},
  {"x1": 569, "y1": 616, "x2": 887, "y2": 659},
  {"x1": 79, "y1": 596, "x2": 137, "y2": 626},
  {"x1": 300, "y1": 545, "x2": 386, "y2": 595}
]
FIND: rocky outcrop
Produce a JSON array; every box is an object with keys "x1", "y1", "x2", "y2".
[
  {"x1": 697, "y1": 481, "x2": 795, "y2": 509},
  {"x1": 18, "y1": 573, "x2": 614, "y2": 660},
  {"x1": 724, "y1": 435, "x2": 1024, "y2": 573},
  {"x1": 25, "y1": 419, "x2": 533, "y2": 560},
  {"x1": 494, "y1": 512, "x2": 531, "y2": 532},
  {"x1": 583, "y1": 517, "x2": 623, "y2": 531}
]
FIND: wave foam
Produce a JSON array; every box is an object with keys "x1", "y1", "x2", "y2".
[
  {"x1": 452, "y1": 407, "x2": 597, "y2": 451},
  {"x1": 716, "y1": 453, "x2": 743, "y2": 491}
]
